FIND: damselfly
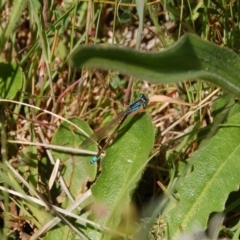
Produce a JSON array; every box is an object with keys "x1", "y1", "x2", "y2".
[{"x1": 80, "y1": 94, "x2": 148, "y2": 163}]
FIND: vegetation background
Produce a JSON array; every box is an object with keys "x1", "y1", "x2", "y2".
[{"x1": 0, "y1": 0, "x2": 240, "y2": 239}]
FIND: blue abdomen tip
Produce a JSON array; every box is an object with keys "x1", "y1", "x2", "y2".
[{"x1": 90, "y1": 156, "x2": 98, "y2": 164}]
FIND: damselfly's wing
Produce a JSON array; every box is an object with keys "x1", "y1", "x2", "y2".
[{"x1": 79, "y1": 110, "x2": 126, "y2": 148}]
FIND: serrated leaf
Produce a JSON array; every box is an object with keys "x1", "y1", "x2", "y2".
[
  {"x1": 0, "y1": 63, "x2": 22, "y2": 99},
  {"x1": 89, "y1": 113, "x2": 154, "y2": 240},
  {"x1": 51, "y1": 118, "x2": 97, "y2": 197},
  {"x1": 70, "y1": 34, "x2": 240, "y2": 97},
  {"x1": 164, "y1": 112, "x2": 240, "y2": 238}
]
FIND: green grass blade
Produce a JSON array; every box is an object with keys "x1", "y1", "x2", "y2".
[{"x1": 0, "y1": 0, "x2": 28, "y2": 49}]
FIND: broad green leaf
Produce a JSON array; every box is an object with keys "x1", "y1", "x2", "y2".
[
  {"x1": 70, "y1": 33, "x2": 240, "y2": 97},
  {"x1": 164, "y1": 112, "x2": 240, "y2": 238},
  {"x1": 89, "y1": 113, "x2": 154, "y2": 240},
  {"x1": 0, "y1": 63, "x2": 22, "y2": 99},
  {"x1": 43, "y1": 225, "x2": 78, "y2": 240},
  {"x1": 51, "y1": 118, "x2": 97, "y2": 197},
  {"x1": 19, "y1": 145, "x2": 38, "y2": 188},
  {"x1": 211, "y1": 93, "x2": 240, "y2": 120}
]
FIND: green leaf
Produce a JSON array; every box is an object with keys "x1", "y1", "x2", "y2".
[
  {"x1": 119, "y1": 11, "x2": 131, "y2": 24},
  {"x1": 51, "y1": 118, "x2": 97, "y2": 197},
  {"x1": 0, "y1": 63, "x2": 22, "y2": 99},
  {"x1": 70, "y1": 33, "x2": 240, "y2": 97},
  {"x1": 89, "y1": 113, "x2": 154, "y2": 240},
  {"x1": 43, "y1": 225, "x2": 77, "y2": 240},
  {"x1": 164, "y1": 112, "x2": 240, "y2": 238}
]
